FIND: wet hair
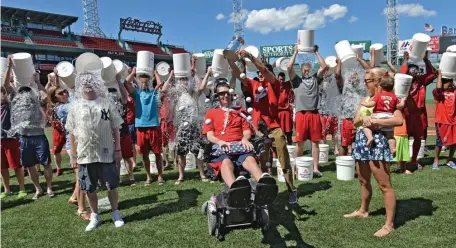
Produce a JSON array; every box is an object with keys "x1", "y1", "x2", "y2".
[
  {"x1": 407, "y1": 64, "x2": 420, "y2": 74},
  {"x1": 442, "y1": 78, "x2": 454, "y2": 84},
  {"x1": 138, "y1": 73, "x2": 151, "y2": 79},
  {"x1": 278, "y1": 72, "x2": 286, "y2": 78},
  {"x1": 366, "y1": 67, "x2": 388, "y2": 81},
  {"x1": 108, "y1": 88, "x2": 118, "y2": 93},
  {"x1": 215, "y1": 79, "x2": 230, "y2": 94},
  {"x1": 253, "y1": 77, "x2": 259, "y2": 81},
  {"x1": 379, "y1": 73, "x2": 394, "y2": 92},
  {"x1": 18, "y1": 86, "x2": 32, "y2": 93}
]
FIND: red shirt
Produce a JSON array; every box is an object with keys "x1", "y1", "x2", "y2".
[
  {"x1": 400, "y1": 60, "x2": 436, "y2": 109},
  {"x1": 278, "y1": 81, "x2": 294, "y2": 111},
  {"x1": 126, "y1": 96, "x2": 135, "y2": 125},
  {"x1": 245, "y1": 78, "x2": 280, "y2": 129},
  {"x1": 202, "y1": 107, "x2": 252, "y2": 142},
  {"x1": 433, "y1": 88, "x2": 456, "y2": 125},
  {"x1": 372, "y1": 91, "x2": 399, "y2": 113}
]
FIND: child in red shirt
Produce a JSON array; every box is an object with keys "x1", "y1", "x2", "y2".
[
  {"x1": 432, "y1": 70, "x2": 456, "y2": 169},
  {"x1": 361, "y1": 74, "x2": 400, "y2": 153}
]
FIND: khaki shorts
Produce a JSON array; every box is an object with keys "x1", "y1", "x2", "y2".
[{"x1": 261, "y1": 128, "x2": 291, "y2": 170}]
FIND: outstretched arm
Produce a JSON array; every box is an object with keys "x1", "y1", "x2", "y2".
[
  {"x1": 240, "y1": 50, "x2": 276, "y2": 84},
  {"x1": 288, "y1": 45, "x2": 298, "y2": 81},
  {"x1": 315, "y1": 45, "x2": 328, "y2": 78},
  {"x1": 369, "y1": 48, "x2": 375, "y2": 68},
  {"x1": 227, "y1": 59, "x2": 249, "y2": 87},
  {"x1": 358, "y1": 53, "x2": 372, "y2": 70},
  {"x1": 3, "y1": 56, "x2": 15, "y2": 94},
  {"x1": 200, "y1": 68, "x2": 212, "y2": 92},
  {"x1": 360, "y1": 100, "x2": 376, "y2": 108},
  {"x1": 161, "y1": 70, "x2": 174, "y2": 92},
  {"x1": 124, "y1": 67, "x2": 136, "y2": 95},
  {"x1": 117, "y1": 73, "x2": 129, "y2": 104}
]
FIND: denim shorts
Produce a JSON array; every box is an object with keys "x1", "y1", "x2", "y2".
[
  {"x1": 19, "y1": 135, "x2": 51, "y2": 167},
  {"x1": 78, "y1": 162, "x2": 119, "y2": 193},
  {"x1": 211, "y1": 153, "x2": 255, "y2": 168},
  {"x1": 435, "y1": 124, "x2": 443, "y2": 148},
  {"x1": 128, "y1": 124, "x2": 137, "y2": 144}
]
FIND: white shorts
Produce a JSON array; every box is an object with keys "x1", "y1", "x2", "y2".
[{"x1": 372, "y1": 112, "x2": 393, "y2": 132}]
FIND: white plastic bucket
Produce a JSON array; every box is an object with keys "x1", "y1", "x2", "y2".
[
  {"x1": 75, "y1": 52, "x2": 103, "y2": 76},
  {"x1": 370, "y1": 43, "x2": 385, "y2": 66},
  {"x1": 276, "y1": 158, "x2": 296, "y2": 181},
  {"x1": 223, "y1": 37, "x2": 244, "y2": 61},
  {"x1": 351, "y1": 45, "x2": 364, "y2": 58},
  {"x1": 156, "y1": 61, "x2": 170, "y2": 80},
  {"x1": 325, "y1": 56, "x2": 337, "y2": 73},
  {"x1": 335, "y1": 40, "x2": 357, "y2": 67},
  {"x1": 287, "y1": 145, "x2": 296, "y2": 159},
  {"x1": 275, "y1": 57, "x2": 290, "y2": 73},
  {"x1": 336, "y1": 156, "x2": 355, "y2": 181},
  {"x1": 112, "y1": 59, "x2": 129, "y2": 80},
  {"x1": 394, "y1": 73, "x2": 413, "y2": 98},
  {"x1": 276, "y1": 166, "x2": 285, "y2": 182},
  {"x1": 447, "y1": 45, "x2": 456, "y2": 53},
  {"x1": 439, "y1": 52, "x2": 456, "y2": 79},
  {"x1": 11, "y1": 53, "x2": 35, "y2": 79},
  {"x1": 193, "y1": 53, "x2": 207, "y2": 78},
  {"x1": 136, "y1": 51, "x2": 155, "y2": 76},
  {"x1": 173, "y1": 53, "x2": 191, "y2": 78},
  {"x1": 319, "y1": 144, "x2": 329, "y2": 163},
  {"x1": 297, "y1": 30, "x2": 315, "y2": 53},
  {"x1": 119, "y1": 160, "x2": 129, "y2": 176},
  {"x1": 295, "y1": 156, "x2": 313, "y2": 181},
  {"x1": 0, "y1": 57, "x2": 7, "y2": 76},
  {"x1": 409, "y1": 139, "x2": 425, "y2": 159},
  {"x1": 244, "y1": 45, "x2": 261, "y2": 71},
  {"x1": 211, "y1": 49, "x2": 229, "y2": 78},
  {"x1": 185, "y1": 153, "x2": 196, "y2": 171},
  {"x1": 56, "y1": 61, "x2": 76, "y2": 89},
  {"x1": 409, "y1": 33, "x2": 431, "y2": 61},
  {"x1": 100, "y1": 57, "x2": 117, "y2": 83},
  {"x1": 149, "y1": 153, "x2": 161, "y2": 174}
]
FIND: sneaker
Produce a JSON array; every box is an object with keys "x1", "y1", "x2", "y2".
[
  {"x1": 432, "y1": 163, "x2": 439, "y2": 170},
  {"x1": 56, "y1": 168, "x2": 63, "y2": 176},
  {"x1": 112, "y1": 210, "x2": 125, "y2": 228},
  {"x1": 416, "y1": 163, "x2": 423, "y2": 170},
  {"x1": 288, "y1": 190, "x2": 298, "y2": 204},
  {"x1": 17, "y1": 191, "x2": 27, "y2": 199},
  {"x1": 236, "y1": 176, "x2": 247, "y2": 181},
  {"x1": 447, "y1": 162, "x2": 456, "y2": 169},
  {"x1": 85, "y1": 213, "x2": 101, "y2": 232},
  {"x1": 0, "y1": 192, "x2": 12, "y2": 199},
  {"x1": 32, "y1": 191, "x2": 43, "y2": 200}
]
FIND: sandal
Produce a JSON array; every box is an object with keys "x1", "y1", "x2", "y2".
[
  {"x1": 144, "y1": 179, "x2": 151, "y2": 186},
  {"x1": 175, "y1": 179, "x2": 184, "y2": 185},
  {"x1": 374, "y1": 225, "x2": 394, "y2": 237},
  {"x1": 201, "y1": 176, "x2": 209, "y2": 183},
  {"x1": 47, "y1": 190, "x2": 55, "y2": 198},
  {"x1": 68, "y1": 197, "x2": 78, "y2": 205},
  {"x1": 77, "y1": 210, "x2": 91, "y2": 221},
  {"x1": 32, "y1": 191, "x2": 43, "y2": 200},
  {"x1": 157, "y1": 177, "x2": 165, "y2": 185}
]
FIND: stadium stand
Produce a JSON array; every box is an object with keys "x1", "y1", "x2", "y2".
[
  {"x1": 80, "y1": 36, "x2": 124, "y2": 51},
  {"x1": 1, "y1": 34, "x2": 25, "y2": 43},
  {"x1": 28, "y1": 28, "x2": 64, "y2": 38},
  {"x1": 168, "y1": 46, "x2": 188, "y2": 54},
  {"x1": 127, "y1": 41, "x2": 167, "y2": 55},
  {"x1": 32, "y1": 38, "x2": 77, "y2": 47}
]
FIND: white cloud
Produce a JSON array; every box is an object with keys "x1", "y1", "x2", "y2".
[
  {"x1": 242, "y1": 4, "x2": 348, "y2": 34},
  {"x1": 323, "y1": 4, "x2": 348, "y2": 21},
  {"x1": 304, "y1": 10, "x2": 326, "y2": 29},
  {"x1": 348, "y1": 16, "x2": 359, "y2": 23},
  {"x1": 383, "y1": 3, "x2": 437, "y2": 17},
  {"x1": 244, "y1": 4, "x2": 309, "y2": 34},
  {"x1": 216, "y1": 13, "x2": 225, "y2": 20},
  {"x1": 229, "y1": 9, "x2": 249, "y2": 24}
]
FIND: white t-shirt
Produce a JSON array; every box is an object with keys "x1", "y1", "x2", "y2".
[{"x1": 66, "y1": 97, "x2": 123, "y2": 164}]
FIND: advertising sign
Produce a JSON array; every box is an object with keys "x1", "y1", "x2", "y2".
[
  {"x1": 260, "y1": 45, "x2": 294, "y2": 58},
  {"x1": 120, "y1": 17, "x2": 162, "y2": 35},
  {"x1": 439, "y1": 36, "x2": 456, "y2": 53},
  {"x1": 202, "y1": 49, "x2": 214, "y2": 62},
  {"x1": 429, "y1": 36, "x2": 440, "y2": 53},
  {"x1": 441, "y1": 26, "x2": 455, "y2": 36},
  {"x1": 349, "y1": 40, "x2": 372, "y2": 53}
]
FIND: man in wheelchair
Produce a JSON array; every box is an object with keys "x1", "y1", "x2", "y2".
[{"x1": 201, "y1": 79, "x2": 278, "y2": 239}]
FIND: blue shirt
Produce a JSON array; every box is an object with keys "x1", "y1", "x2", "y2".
[
  {"x1": 133, "y1": 88, "x2": 160, "y2": 127},
  {"x1": 56, "y1": 103, "x2": 71, "y2": 150}
]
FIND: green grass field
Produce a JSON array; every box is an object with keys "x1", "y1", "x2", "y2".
[{"x1": 2, "y1": 132, "x2": 456, "y2": 248}]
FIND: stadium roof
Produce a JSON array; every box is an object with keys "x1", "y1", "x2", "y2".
[{"x1": 1, "y1": 6, "x2": 78, "y2": 29}]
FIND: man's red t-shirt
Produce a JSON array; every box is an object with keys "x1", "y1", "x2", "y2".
[
  {"x1": 372, "y1": 91, "x2": 399, "y2": 113},
  {"x1": 278, "y1": 81, "x2": 294, "y2": 111},
  {"x1": 126, "y1": 96, "x2": 135, "y2": 125},
  {"x1": 400, "y1": 60, "x2": 436, "y2": 109},
  {"x1": 245, "y1": 78, "x2": 280, "y2": 129},
  {"x1": 433, "y1": 88, "x2": 456, "y2": 125},
  {"x1": 202, "y1": 108, "x2": 252, "y2": 142}
]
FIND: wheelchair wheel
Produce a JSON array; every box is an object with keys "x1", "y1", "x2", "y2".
[
  {"x1": 208, "y1": 212, "x2": 217, "y2": 235},
  {"x1": 258, "y1": 208, "x2": 270, "y2": 232}
]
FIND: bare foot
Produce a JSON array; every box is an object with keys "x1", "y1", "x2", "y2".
[
  {"x1": 366, "y1": 138, "x2": 374, "y2": 147},
  {"x1": 374, "y1": 225, "x2": 394, "y2": 237},
  {"x1": 343, "y1": 210, "x2": 369, "y2": 218},
  {"x1": 404, "y1": 170, "x2": 413, "y2": 174}
]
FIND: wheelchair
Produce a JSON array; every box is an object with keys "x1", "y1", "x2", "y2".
[{"x1": 201, "y1": 127, "x2": 278, "y2": 241}]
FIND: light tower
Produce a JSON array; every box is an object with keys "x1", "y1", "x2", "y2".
[
  {"x1": 232, "y1": 0, "x2": 244, "y2": 38},
  {"x1": 82, "y1": 0, "x2": 106, "y2": 37},
  {"x1": 386, "y1": 0, "x2": 399, "y2": 65}
]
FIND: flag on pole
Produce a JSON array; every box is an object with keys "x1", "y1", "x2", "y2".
[{"x1": 424, "y1": 23, "x2": 435, "y2": 32}]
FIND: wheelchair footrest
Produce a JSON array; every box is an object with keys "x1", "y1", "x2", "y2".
[{"x1": 254, "y1": 177, "x2": 278, "y2": 206}]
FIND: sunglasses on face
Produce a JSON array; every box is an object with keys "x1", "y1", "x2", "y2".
[
  {"x1": 217, "y1": 91, "x2": 230, "y2": 97},
  {"x1": 364, "y1": 78, "x2": 374, "y2": 84},
  {"x1": 57, "y1": 90, "x2": 68, "y2": 96}
]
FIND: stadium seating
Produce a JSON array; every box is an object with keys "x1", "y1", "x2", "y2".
[
  {"x1": 127, "y1": 41, "x2": 168, "y2": 55},
  {"x1": 168, "y1": 46, "x2": 189, "y2": 54},
  {"x1": 1, "y1": 34, "x2": 25, "y2": 43},
  {"x1": 28, "y1": 28, "x2": 64, "y2": 38},
  {"x1": 80, "y1": 36, "x2": 124, "y2": 51},
  {"x1": 33, "y1": 38, "x2": 77, "y2": 47}
]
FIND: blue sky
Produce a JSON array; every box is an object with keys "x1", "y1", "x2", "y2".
[{"x1": 3, "y1": 0, "x2": 454, "y2": 57}]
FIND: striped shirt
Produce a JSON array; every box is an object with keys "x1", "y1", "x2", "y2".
[{"x1": 66, "y1": 98, "x2": 123, "y2": 164}]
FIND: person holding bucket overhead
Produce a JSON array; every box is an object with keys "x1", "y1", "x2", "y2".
[
  {"x1": 288, "y1": 44, "x2": 328, "y2": 177},
  {"x1": 228, "y1": 50, "x2": 298, "y2": 204},
  {"x1": 400, "y1": 51, "x2": 436, "y2": 170},
  {"x1": 124, "y1": 68, "x2": 165, "y2": 185},
  {"x1": 277, "y1": 72, "x2": 294, "y2": 145},
  {"x1": 347, "y1": 68, "x2": 402, "y2": 237}
]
